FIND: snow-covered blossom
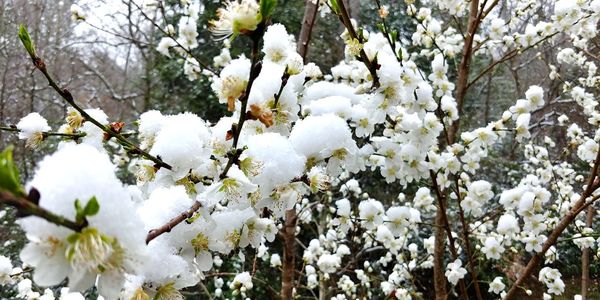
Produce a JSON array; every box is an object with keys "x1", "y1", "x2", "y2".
[
  {"x1": 497, "y1": 214, "x2": 520, "y2": 236},
  {"x1": 212, "y1": 56, "x2": 251, "y2": 110},
  {"x1": 270, "y1": 253, "x2": 282, "y2": 267},
  {"x1": 461, "y1": 180, "x2": 493, "y2": 217},
  {"x1": 17, "y1": 113, "x2": 50, "y2": 148},
  {"x1": 20, "y1": 144, "x2": 145, "y2": 298},
  {"x1": 149, "y1": 112, "x2": 211, "y2": 180},
  {"x1": 0, "y1": 255, "x2": 12, "y2": 285},
  {"x1": 358, "y1": 199, "x2": 384, "y2": 230}
]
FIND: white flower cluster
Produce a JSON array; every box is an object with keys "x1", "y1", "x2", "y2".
[
  {"x1": 6, "y1": 0, "x2": 600, "y2": 299},
  {"x1": 0, "y1": 255, "x2": 92, "y2": 300},
  {"x1": 16, "y1": 112, "x2": 50, "y2": 148}
]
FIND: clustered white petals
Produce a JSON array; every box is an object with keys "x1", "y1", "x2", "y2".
[{"x1": 6, "y1": 0, "x2": 600, "y2": 299}]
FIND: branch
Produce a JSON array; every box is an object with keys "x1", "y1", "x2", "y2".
[
  {"x1": 79, "y1": 60, "x2": 141, "y2": 101},
  {"x1": 19, "y1": 25, "x2": 172, "y2": 171},
  {"x1": 467, "y1": 13, "x2": 595, "y2": 90},
  {"x1": 429, "y1": 169, "x2": 469, "y2": 300},
  {"x1": 145, "y1": 24, "x2": 267, "y2": 244},
  {"x1": 335, "y1": 0, "x2": 380, "y2": 89},
  {"x1": 0, "y1": 125, "x2": 86, "y2": 138},
  {"x1": 130, "y1": 1, "x2": 217, "y2": 75},
  {"x1": 296, "y1": 0, "x2": 319, "y2": 60},
  {"x1": 504, "y1": 147, "x2": 600, "y2": 299},
  {"x1": 145, "y1": 200, "x2": 202, "y2": 244},
  {"x1": 272, "y1": 71, "x2": 290, "y2": 111},
  {"x1": 0, "y1": 189, "x2": 86, "y2": 232},
  {"x1": 281, "y1": 4, "x2": 319, "y2": 297},
  {"x1": 454, "y1": 177, "x2": 483, "y2": 300},
  {"x1": 447, "y1": 0, "x2": 480, "y2": 144}
]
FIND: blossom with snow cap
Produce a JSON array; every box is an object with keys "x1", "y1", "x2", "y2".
[
  {"x1": 20, "y1": 144, "x2": 146, "y2": 299},
  {"x1": 16, "y1": 113, "x2": 50, "y2": 148}
]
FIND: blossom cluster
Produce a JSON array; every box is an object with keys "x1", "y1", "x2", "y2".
[{"x1": 2, "y1": 0, "x2": 600, "y2": 299}]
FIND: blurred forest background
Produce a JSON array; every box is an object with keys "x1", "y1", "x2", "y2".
[{"x1": 0, "y1": 0, "x2": 598, "y2": 298}]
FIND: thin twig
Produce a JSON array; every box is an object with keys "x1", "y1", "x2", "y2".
[
  {"x1": 335, "y1": 0, "x2": 380, "y2": 89},
  {"x1": 145, "y1": 200, "x2": 202, "y2": 244},
  {"x1": 131, "y1": 1, "x2": 217, "y2": 75},
  {"x1": 0, "y1": 189, "x2": 86, "y2": 232},
  {"x1": 0, "y1": 125, "x2": 86, "y2": 138},
  {"x1": 19, "y1": 37, "x2": 172, "y2": 170}
]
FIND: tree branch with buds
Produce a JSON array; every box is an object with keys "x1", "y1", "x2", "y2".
[
  {"x1": 18, "y1": 25, "x2": 172, "y2": 171},
  {"x1": 145, "y1": 22, "x2": 268, "y2": 245},
  {"x1": 0, "y1": 125, "x2": 86, "y2": 139},
  {"x1": 0, "y1": 189, "x2": 87, "y2": 232},
  {"x1": 504, "y1": 146, "x2": 600, "y2": 299},
  {"x1": 333, "y1": 0, "x2": 380, "y2": 89}
]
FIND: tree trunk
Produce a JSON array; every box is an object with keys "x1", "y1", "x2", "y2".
[
  {"x1": 581, "y1": 204, "x2": 595, "y2": 299},
  {"x1": 447, "y1": 0, "x2": 480, "y2": 144},
  {"x1": 281, "y1": 210, "x2": 296, "y2": 300},
  {"x1": 296, "y1": 0, "x2": 318, "y2": 60},
  {"x1": 433, "y1": 205, "x2": 448, "y2": 300},
  {"x1": 280, "y1": 4, "x2": 318, "y2": 297}
]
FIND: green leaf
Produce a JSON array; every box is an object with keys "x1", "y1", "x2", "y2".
[
  {"x1": 18, "y1": 24, "x2": 36, "y2": 57},
  {"x1": 259, "y1": 0, "x2": 278, "y2": 22},
  {"x1": 74, "y1": 199, "x2": 84, "y2": 223},
  {"x1": 391, "y1": 30, "x2": 398, "y2": 43},
  {"x1": 66, "y1": 232, "x2": 80, "y2": 245},
  {"x1": 83, "y1": 196, "x2": 100, "y2": 216},
  {"x1": 0, "y1": 146, "x2": 24, "y2": 196},
  {"x1": 329, "y1": 0, "x2": 341, "y2": 14}
]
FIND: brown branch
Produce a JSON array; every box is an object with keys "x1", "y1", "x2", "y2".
[
  {"x1": 454, "y1": 178, "x2": 483, "y2": 300},
  {"x1": 504, "y1": 148, "x2": 600, "y2": 299},
  {"x1": 20, "y1": 42, "x2": 172, "y2": 170},
  {"x1": 336, "y1": 0, "x2": 380, "y2": 89},
  {"x1": 145, "y1": 200, "x2": 202, "y2": 244},
  {"x1": 433, "y1": 178, "x2": 449, "y2": 299},
  {"x1": 430, "y1": 170, "x2": 468, "y2": 300},
  {"x1": 296, "y1": 0, "x2": 319, "y2": 61},
  {"x1": 280, "y1": 3, "x2": 320, "y2": 299},
  {"x1": 0, "y1": 189, "x2": 86, "y2": 232},
  {"x1": 581, "y1": 203, "x2": 595, "y2": 299},
  {"x1": 447, "y1": 0, "x2": 480, "y2": 145},
  {"x1": 281, "y1": 209, "x2": 297, "y2": 300}
]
